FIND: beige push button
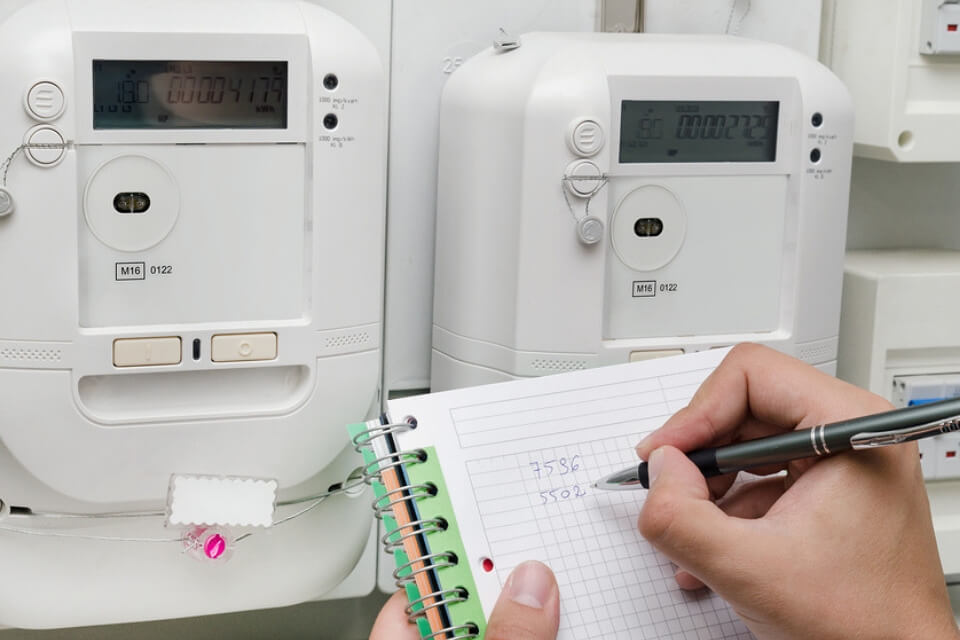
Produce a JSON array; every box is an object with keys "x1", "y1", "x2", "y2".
[
  {"x1": 629, "y1": 349, "x2": 684, "y2": 363},
  {"x1": 211, "y1": 333, "x2": 277, "y2": 362},
  {"x1": 114, "y1": 337, "x2": 182, "y2": 367}
]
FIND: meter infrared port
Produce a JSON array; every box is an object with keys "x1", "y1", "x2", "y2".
[
  {"x1": 634, "y1": 217, "x2": 663, "y2": 237},
  {"x1": 114, "y1": 192, "x2": 151, "y2": 214}
]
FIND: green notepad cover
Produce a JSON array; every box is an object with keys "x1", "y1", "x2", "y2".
[
  {"x1": 406, "y1": 446, "x2": 485, "y2": 637},
  {"x1": 347, "y1": 424, "x2": 485, "y2": 638}
]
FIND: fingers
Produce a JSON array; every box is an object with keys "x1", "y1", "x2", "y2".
[
  {"x1": 638, "y1": 447, "x2": 752, "y2": 590},
  {"x1": 485, "y1": 561, "x2": 560, "y2": 640},
  {"x1": 368, "y1": 590, "x2": 422, "y2": 640},
  {"x1": 715, "y1": 475, "x2": 786, "y2": 519},
  {"x1": 674, "y1": 568, "x2": 706, "y2": 591}
]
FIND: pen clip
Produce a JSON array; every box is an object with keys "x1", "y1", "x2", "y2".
[{"x1": 850, "y1": 417, "x2": 960, "y2": 449}]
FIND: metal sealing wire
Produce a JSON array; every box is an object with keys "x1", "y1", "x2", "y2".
[
  {"x1": 404, "y1": 587, "x2": 469, "y2": 622},
  {"x1": 362, "y1": 448, "x2": 427, "y2": 484},
  {"x1": 0, "y1": 470, "x2": 369, "y2": 545},
  {"x1": 392, "y1": 551, "x2": 459, "y2": 587},
  {"x1": 372, "y1": 483, "x2": 436, "y2": 519},
  {"x1": 423, "y1": 624, "x2": 479, "y2": 639},
  {"x1": 560, "y1": 173, "x2": 609, "y2": 223},
  {"x1": 1, "y1": 142, "x2": 71, "y2": 187},
  {"x1": 381, "y1": 517, "x2": 447, "y2": 553},
  {"x1": 351, "y1": 420, "x2": 415, "y2": 453}
]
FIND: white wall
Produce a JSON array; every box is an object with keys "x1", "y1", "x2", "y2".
[{"x1": 847, "y1": 159, "x2": 960, "y2": 251}]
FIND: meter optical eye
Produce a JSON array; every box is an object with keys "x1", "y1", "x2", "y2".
[
  {"x1": 114, "y1": 192, "x2": 151, "y2": 214},
  {"x1": 634, "y1": 217, "x2": 663, "y2": 237}
]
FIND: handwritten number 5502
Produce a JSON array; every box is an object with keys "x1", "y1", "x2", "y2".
[{"x1": 539, "y1": 485, "x2": 587, "y2": 504}]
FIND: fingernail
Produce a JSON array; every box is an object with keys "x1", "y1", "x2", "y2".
[
  {"x1": 647, "y1": 447, "x2": 665, "y2": 486},
  {"x1": 504, "y1": 561, "x2": 553, "y2": 609},
  {"x1": 635, "y1": 435, "x2": 650, "y2": 455}
]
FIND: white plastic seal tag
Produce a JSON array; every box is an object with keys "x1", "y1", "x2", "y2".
[{"x1": 166, "y1": 475, "x2": 278, "y2": 528}]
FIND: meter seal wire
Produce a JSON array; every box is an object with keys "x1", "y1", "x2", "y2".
[
  {"x1": 0, "y1": 469, "x2": 367, "y2": 546},
  {"x1": 1, "y1": 140, "x2": 73, "y2": 187}
]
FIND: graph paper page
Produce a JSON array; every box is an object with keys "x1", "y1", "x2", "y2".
[{"x1": 389, "y1": 349, "x2": 754, "y2": 640}]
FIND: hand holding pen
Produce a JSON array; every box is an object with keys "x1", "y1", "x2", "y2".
[
  {"x1": 625, "y1": 344, "x2": 960, "y2": 640},
  {"x1": 597, "y1": 389, "x2": 960, "y2": 490}
]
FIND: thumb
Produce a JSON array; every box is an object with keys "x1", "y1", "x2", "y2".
[
  {"x1": 638, "y1": 446, "x2": 749, "y2": 589},
  {"x1": 485, "y1": 561, "x2": 560, "y2": 640}
]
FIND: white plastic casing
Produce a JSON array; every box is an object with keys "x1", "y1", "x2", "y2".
[
  {"x1": 838, "y1": 249, "x2": 960, "y2": 575},
  {"x1": 431, "y1": 33, "x2": 853, "y2": 391},
  {"x1": 920, "y1": 0, "x2": 960, "y2": 54},
  {"x1": 381, "y1": 0, "x2": 600, "y2": 397},
  {"x1": 0, "y1": 0, "x2": 385, "y2": 627},
  {"x1": 821, "y1": 0, "x2": 960, "y2": 161}
]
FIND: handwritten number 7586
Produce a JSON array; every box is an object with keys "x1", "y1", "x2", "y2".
[{"x1": 529, "y1": 455, "x2": 582, "y2": 479}]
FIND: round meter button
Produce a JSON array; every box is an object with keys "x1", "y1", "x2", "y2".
[
  {"x1": 25, "y1": 81, "x2": 66, "y2": 121},
  {"x1": 568, "y1": 119, "x2": 604, "y2": 157},
  {"x1": 564, "y1": 160, "x2": 603, "y2": 198},
  {"x1": 0, "y1": 187, "x2": 14, "y2": 218},
  {"x1": 24, "y1": 125, "x2": 65, "y2": 167}
]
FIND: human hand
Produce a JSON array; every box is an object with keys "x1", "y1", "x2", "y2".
[
  {"x1": 636, "y1": 343, "x2": 959, "y2": 639},
  {"x1": 369, "y1": 560, "x2": 560, "y2": 640}
]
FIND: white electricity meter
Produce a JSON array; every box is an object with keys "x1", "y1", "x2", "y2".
[
  {"x1": 432, "y1": 33, "x2": 853, "y2": 391},
  {"x1": 0, "y1": 0, "x2": 385, "y2": 628}
]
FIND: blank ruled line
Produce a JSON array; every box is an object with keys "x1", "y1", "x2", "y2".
[
  {"x1": 449, "y1": 367, "x2": 714, "y2": 425},
  {"x1": 460, "y1": 416, "x2": 666, "y2": 449},
  {"x1": 452, "y1": 386, "x2": 664, "y2": 427},
  {"x1": 449, "y1": 367, "x2": 714, "y2": 449}
]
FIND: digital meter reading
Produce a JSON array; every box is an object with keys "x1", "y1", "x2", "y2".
[
  {"x1": 619, "y1": 100, "x2": 779, "y2": 163},
  {"x1": 93, "y1": 60, "x2": 288, "y2": 129}
]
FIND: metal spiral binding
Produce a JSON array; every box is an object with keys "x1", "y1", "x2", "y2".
[
  {"x1": 372, "y1": 483, "x2": 436, "y2": 519},
  {"x1": 350, "y1": 420, "x2": 415, "y2": 452},
  {"x1": 355, "y1": 418, "x2": 478, "y2": 637},
  {"x1": 381, "y1": 517, "x2": 447, "y2": 553},
  {"x1": 423, "y1": 624, "x2": 480, "y2": 639},
  {"x1": 361, "y1": 449, "x2": 426, "y2": 484},
  {"x1": 392, "y1": 551, "x2": 459, "y2": 586},
  {"x1": 404, "y1": 587, "x2": 469, "y2": 621}
]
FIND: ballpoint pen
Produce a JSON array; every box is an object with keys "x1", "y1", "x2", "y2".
[{"x1": 594, "y1": 395, "x2": 960, "y2": 490}]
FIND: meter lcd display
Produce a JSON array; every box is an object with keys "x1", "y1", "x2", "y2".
[
  {"x1": 619, "y1": 100, "x2": 779, "y2": 163},
  {"x1": 93, "y1": 60, "x2": 288, "y2": 129}
]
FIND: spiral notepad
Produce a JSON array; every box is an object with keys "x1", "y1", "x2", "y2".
[{"x1": 350, "y1": 348, "x2": 754, "y2": 640}]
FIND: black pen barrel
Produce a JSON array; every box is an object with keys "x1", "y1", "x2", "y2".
[{"x1": 712, "y1": 429, "x2": 819, "y2": 473}]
